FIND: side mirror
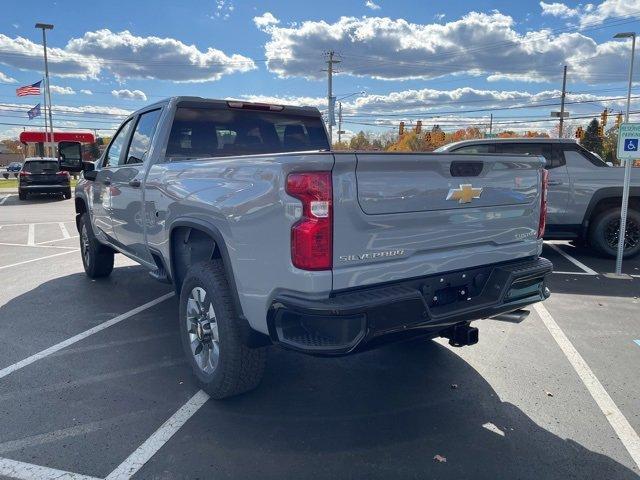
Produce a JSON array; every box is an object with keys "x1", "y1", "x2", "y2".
[
  {"x1": 58, "y1": 141, "x2": 83, "y2": 173},
  {"x1": 82, "y1": 161, "x2": 97, "y2": 181}
]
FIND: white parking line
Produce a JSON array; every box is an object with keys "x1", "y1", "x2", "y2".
[
  {"x1": 38, "y1": 235, "x2": 79, "y2": 245},
  {"x1": 0, "y1": 292, "x2": 174, "y2": 380},
  {"x1": 0, "y1": 249, "x2": 78, "y2": 271},
  {"x1": 105, "y1": 390, "x2": 210, "y2": 480},
  {"x1": 59, "y1": 222, "x2": 71, "y2": 239},
  {"x1": 552, "y1": 271, "x2": 594, "y2": 276},
  {"x1": 0, "y1": 241, "x2": 77, "y2": 250},
  {"x1": 0, "y1": 195, "x2": 9, "y2": 205},
  {"x1": 547, "y1": 243, "x2": 598, "y2": 275},
  {"x1": 26, "y1": 224, "x2": 34, "y2": 246},
  {"x1": 534, "y1": 303, "x2": 640, "y2": 470},
  {"x1": 0, "y1": 457, "x2": 101, "y2": 480}
]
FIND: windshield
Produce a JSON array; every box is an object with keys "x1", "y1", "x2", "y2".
[
  {"x1": 23, "y1": 161, "x2": 59, "y2": 173},
  {"x1": 166, "y1": 106, "x2": 329, "y2": 158}
]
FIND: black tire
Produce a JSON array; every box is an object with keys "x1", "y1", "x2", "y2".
[
  {"x1": 18, "y1": 190, "x2": 26, "y2": 201},
  {"x1": 589, "y1": 207, "x2": 640, "y2": 259},
  {"x1": 179, "y1": 260, "x2": 267, "y2": 399},
  {"x1": 79, "y1": 213, "x2": 114, "y2": 278},
  {"x1": 64, "y1": 189, "x2": 72, "y2": 200}
]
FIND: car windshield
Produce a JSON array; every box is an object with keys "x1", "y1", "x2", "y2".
[{"x1": 23, "y1": 161, "x2": 58, "y2": 173}]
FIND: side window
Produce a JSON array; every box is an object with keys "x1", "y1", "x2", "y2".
[
  {"x1": 453, "y1": 144, "x2": 495, "y2": 154},
  {"x1": 498, "y1": 143, "x2": 564, "y2": 169},
  {"x1": 125, "y1": 109, "x2": 162, "y2": 165},
  {"x1": 104, "y1": 119, "x2": 133, "y2": 167}
]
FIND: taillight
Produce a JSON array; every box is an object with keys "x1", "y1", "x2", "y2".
[
  {"x1": 537, "y1": 169, "x2": 549, "y2": 238},
  {"x1": 57, "y1": 171, "x2": 70, "y2": 178},
  {"x1": 286, "y1": 172, "x2": 333, "y2": 270},
  {"x1": 19, "y1": 171, "x2": 29, "y2": 177}
]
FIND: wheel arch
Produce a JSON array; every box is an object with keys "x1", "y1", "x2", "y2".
[{"x1": 581, "y1": 187, "x2": 640, "y2": 237}]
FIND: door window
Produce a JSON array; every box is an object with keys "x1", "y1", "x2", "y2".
[
  {"x1": 497, "y1": 143, "x2": 565, "y2": 169},
  {"x1": 125, "y1": 109, "x2": 162, "y2": 165},
  {"x1": 104, "y1": 119, "x2": 134, "y2": 167},
  {"x1": 452, "y1": 144, "x2": 495, "y2": 154}
]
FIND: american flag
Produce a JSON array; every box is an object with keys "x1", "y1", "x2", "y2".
[
  {"x1": 16, "y1": 80, "x2": 42, "y2": 97},
  {"x1": 27, "y1": 103, "x2": 41, "y2": 120}
]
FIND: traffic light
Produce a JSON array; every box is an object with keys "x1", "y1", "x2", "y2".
[
  {"x1": 615, "y1": 112, "x2": 623, "y2": 128},
  {"x1": 600, "y1": 109, "x2": 608, "y2": 127},
  {"x1": 399, "y1": 121, "x2": 404, "y2": 136},
  {"x1": 434, "y1": 130, "x2": 445, "y2": 143},
  {"x1": 424, "y1": 131, "x2": 432, "y2": 143},
  {"x1": 597, "y1": 125, "x2": 604, "y2": 137},
  {"x1": 415, "y1": 120, "x2": 422, "y2": 134},
  {"x1": 575, "y1": 126, "x2": 584, "y2": 140}
]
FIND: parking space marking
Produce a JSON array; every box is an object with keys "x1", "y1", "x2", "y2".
[
  {"x1": 534, "y1": 303, "x2": 640, "y2": 470},
  {"x1": 0, "y1": 457, "x2": 101, "y2": 480},
  {"x1": 59, "y1": 222, "x2": 71, "y2": 239},
  {"x1": 547, "y1": 243, "x2": 598, "y2": 275},
  {"x1": 0, "y1": 249, "x2": 78, "y2": 271},
  {"x1": 38, "y1": 235, "x2": 79, "y2": 245},
  {"x1": 552, "y1": 271, "x2": 594, "y2": 276},
  {"x1": 105, "y1": 390, "x2": 210, "y2": 480},
  {"x1": 0, "y1": 195, "x2": 10, "y2": 205},
  {"x1": 0, "y1": 241, "x2": 77, "y2": 250},
  {"x1": 26, "y1": 224, "x2": 34, "y2": 246},
  {"x1": 0, "y1": 292, "x2": 174, "y2": 380}
]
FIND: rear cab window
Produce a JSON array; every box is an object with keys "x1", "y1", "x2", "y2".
[
  {"x1": 22, "y1": 161, "x2": 59, "y2": 173},
  {"x1": 495, "y1": 143, "x2": 565, "y2": 169},
  {"x1": 166, "y1": 103, "x2": 330, "y2": 159}
]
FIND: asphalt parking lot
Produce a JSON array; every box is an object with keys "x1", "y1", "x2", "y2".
[{"x1": 0, "y1": 192, "x2": 639, "y2": 480}]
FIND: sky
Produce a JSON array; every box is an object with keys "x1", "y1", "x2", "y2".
[{"x1": 0, "y1": 0, "x2": 639, "y2": 140}]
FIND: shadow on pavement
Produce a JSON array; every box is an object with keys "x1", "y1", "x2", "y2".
[{"x1": 142, "y1": 339, "x2": 639, "y2": 480}]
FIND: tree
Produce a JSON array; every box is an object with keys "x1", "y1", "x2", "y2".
[
  {"x1": 0, "y1": 139, "x2": 22, "y2": 153},
  {"x1": 581, "y1": 118, "x2": 603, "y2": 156},
  {"x1": 349, "y1": 131, "x2": 372, "y2": 150}
]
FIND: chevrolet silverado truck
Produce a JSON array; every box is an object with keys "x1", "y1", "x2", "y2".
[
  {"x1": 437, "y1": 138, "x2": 640, "y2": 258},
  {"x1": 69, "y1": 97, "x2": 552, "y2": 399}
]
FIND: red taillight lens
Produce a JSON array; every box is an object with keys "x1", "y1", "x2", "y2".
[
  {"x1": 286, "y1": 172, "x2": 333, "y2": 270},
  {"x1": 56, "y1": 170, "x2": 70, "y2": 178},
  {"x1": 537, "y1": 169, "x2": 549, "y2": 238},
  {"x1": 19, "y1": 171, "x2": 29, "y2": 177}
]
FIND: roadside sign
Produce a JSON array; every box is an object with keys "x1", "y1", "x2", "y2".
[
  {"x1": 617, "y1": 123, "x2": 640, "y2": 162},
  {"x1": 550, "y1": 111, "x2": 570, "y2": 118}
]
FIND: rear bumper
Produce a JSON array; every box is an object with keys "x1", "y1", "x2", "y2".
[
  {"x1": 267, "y1": 256, "x2": 552, "y2": 355},
  {"x1": 20, "y1": 184, "x2": 70, "y2": 193}
]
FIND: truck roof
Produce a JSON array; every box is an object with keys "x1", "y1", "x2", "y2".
[
  {"x1": 438, "y1": 137, "x2": 579, "y2": 151},
  {"x1": 143, "y1": 96, "x2": 322, "y2": 117}
]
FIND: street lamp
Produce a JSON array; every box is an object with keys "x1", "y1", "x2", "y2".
[
  {"x1": 613, "y1": 31, "x2": 636, "y2": 275},
  {"x1": 35, "y1": 23, "x2": 54, "y2": 157},
  {"x1": 336, "y1": 92, "x2": 366, "y2": 143}
]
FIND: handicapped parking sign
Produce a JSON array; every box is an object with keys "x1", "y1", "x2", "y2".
[
  {"x1": 617, "y1": 123, "x2": 640, "y2": 161},
  {"x1": 624, "y1": 138, "x2": 638, "y2": 152}
]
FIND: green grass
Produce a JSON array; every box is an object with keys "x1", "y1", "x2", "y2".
[{"x1": 0, "y1": 178, "x2": 78, "y2": 188}]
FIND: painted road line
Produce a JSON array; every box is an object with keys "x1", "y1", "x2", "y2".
[
  {"x1": 58, "y1": 221, "x2": 71, "y2": 239},
  {"x1": 26, "y1": 224, "x2": 34, "y2": 246},
  {"x1": 552, "y1": 271, "x2": 594, "y2": 276},
  {"x1": 0, "y1": 241, "x2": 77, "y2": 250},
  {"x1": 0, "y1": 456, "x2": 101, "y2": 480},
  {"x1": 534, "y1": 303, "x2": 640, "y2": 470},
  {"x1": 547, "y1": 243, "x2": 598, "y2": 275},
  {"x1": 0, "y1": 249, "x2": 78, "y2": 271},
  {"x1": 105, "y1": 390, "x2": 210, "y2": 480},
  {"x1": 0, "y1": 292, "x2": 174, "y2": 380},
  {"x1": 38, "y1": 235, "x2": 79, "y2": 245},
  {"x1": 0, "y1": 195, "x2": 9, "y2": 205}
]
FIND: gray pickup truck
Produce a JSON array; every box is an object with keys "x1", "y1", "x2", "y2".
[
  {"x1": 437, "y1": 138, "x2": 640, "y2": 258},
  {"x1": 70, "y1": 97, "x2": 552, "y2": 399}
]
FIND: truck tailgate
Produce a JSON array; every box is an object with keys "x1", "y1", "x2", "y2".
[{"x1": 332, "y1": 152, "x2": 544, "y2": 290}]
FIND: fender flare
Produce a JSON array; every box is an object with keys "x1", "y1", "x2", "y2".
[{"x1": 581, "y1": 187, "x2": 640, "y2": 236}]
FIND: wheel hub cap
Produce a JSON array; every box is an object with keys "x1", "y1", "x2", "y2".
[
  {"x1": 186, "y1": 286, "x2": 219, "y2": 374},
  {"x1": 605, "y1": 218, "x2": 640, "y2": 250}
]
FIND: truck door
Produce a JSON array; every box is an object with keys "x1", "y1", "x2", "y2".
[
  {"x1": 91, "y1": 118, "x2": 134, "y2": 242},
  {"x1": 497, "y1": 143, "x2": 570, "y2": 225},
  {"x1": 110, "y1": 108, "x2": 162, "y2": 265}
]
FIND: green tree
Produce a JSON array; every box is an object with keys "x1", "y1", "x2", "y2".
[
  {"x1": 581, "y1": 118, "x2": 603, "y2": 156},
  {"x1": 349, "y1": 131, "x2": 372, "y2": 150}
]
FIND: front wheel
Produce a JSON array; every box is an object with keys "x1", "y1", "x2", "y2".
[
  {"x1": 179, "y1": 260, "x2": 267, "y2": 399},
  {"x1": 79, "y1": 213, "x2": 114, "y2": 278},
  {"x1": 589, "y1": 207, "x2": 640, "y2": 258}
]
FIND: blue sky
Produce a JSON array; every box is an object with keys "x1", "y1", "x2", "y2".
[{"x1": 0, "y1": 0, "x2": 638, "y2": 139}]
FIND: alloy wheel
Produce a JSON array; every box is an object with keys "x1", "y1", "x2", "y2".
[
  {"x1": 186, "y1": 286, "x2": 220, "y2": 374},
  {"x1": 604, "y1": 217, "x2": 640, "y2": 250}
]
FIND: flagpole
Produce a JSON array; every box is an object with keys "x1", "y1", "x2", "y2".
[
  {"x1": 36, "y1": 23, "x2": 54, "y2": 157},
  {"x1": 42, "y1": 78, "x2": 48, "y2": 157}
]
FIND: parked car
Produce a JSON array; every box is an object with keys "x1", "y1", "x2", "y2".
[
  {"x1": 436, "y1": 138, "x2": 640, "y2": 258},
  {"x1": 18, "y1": 157, "x2": 71, "y2": 200},
  {"x1": 6, "y1": 162, "x2": 22, "y2": 172},
  {"x1": 72, "y1": 97, "x2": 552, "y2": 399}
]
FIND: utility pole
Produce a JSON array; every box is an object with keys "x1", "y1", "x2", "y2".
[
  {"x1": 337, "y1": 102, "x2": 343, "y2": 144},
  {"x1": 489, "y1": 113, "x2": 493, "y2": 136},
  {"x1": 559, "y1": 65, "x2": 567, "y2": 138},
  {"x1": 36, "y1": 23, "x2": 54, "y2": 157},
  {"x1": 325, "y1": 51, "x2": 340, "y2": 146}
]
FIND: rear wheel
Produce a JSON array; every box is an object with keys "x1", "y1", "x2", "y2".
[
  {"x1": 79, "y1": 213, "x2": 114, "y2": 278},
  {"x1": 18, "y1": 190, "x2": 26, "y2": 201},
  {"x1": 589, "y1": 207, "x2": 640, "y2": 258},
  {"x1": 64, "y1": 189, "x2": 72, "y2": 200},
  {"x1": 179, "y1": 260, "x2": 267, "y2": 399}
]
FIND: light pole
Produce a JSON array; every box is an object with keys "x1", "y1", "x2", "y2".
[
  {"x1": 613, "y1": 31, "x2": 636, "y2": 275},
  {"x1": 335, "y1": 91, "x2": 366, "y2": 144},
  {"x1": 35, "y1": 23, "x2": 54, "y2": 157}
]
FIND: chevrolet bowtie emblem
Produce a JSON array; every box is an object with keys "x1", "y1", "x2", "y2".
[{"x1": 446, "y1": 184, "x2": 483, "y2": 204}]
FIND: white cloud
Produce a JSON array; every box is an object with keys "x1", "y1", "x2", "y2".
[
  {"x1": 66, "y1": 29, "x2": 256, "y2": 82},
  {"x1": 50, "y1": 85, "x2": 76, "y2": 95},
  {"x1": 0, "y1": 71, "x2": 16, "y2": 83},
  {"x1": 260, "y1": 12, "x2": 636, "y2": 84},
  {"x1": 365, "y1": 1, "x2": 381, "y2": 10},
  {"x1": 434, "y1": 13, "x2": 446, "y2": 21},
  {"x1": 112, "y1": 89, "x2": 147, "y2": 101},
  {"x1": 213, "y1": 0, "x2": 234, "y2": 20},
  {"x1": 80, "y1": 89, "x2": 93, "y2": 95},
  {"x1": 539, "y1": 2, "x2": 579, "y2": 18},
  {"x1": 253, "y1": 12, "x2": 280, "y2": 29}
]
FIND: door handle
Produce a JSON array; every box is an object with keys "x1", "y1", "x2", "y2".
[{"x1": 129, "y1": 179, "x2": 141, "y2": 188}]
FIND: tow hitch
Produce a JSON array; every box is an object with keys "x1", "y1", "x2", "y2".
[{"x1": 442, "y1": 323, "x2": 479, "y2": 347}]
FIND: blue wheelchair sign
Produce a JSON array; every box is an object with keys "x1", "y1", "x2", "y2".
[{"x1": 624, "y1": 138, "x2": 638, "y2": 152}]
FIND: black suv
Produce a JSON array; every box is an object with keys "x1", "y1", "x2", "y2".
[{"x1": 18, "y1": 158, "x2": 71, "y2": 200}]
